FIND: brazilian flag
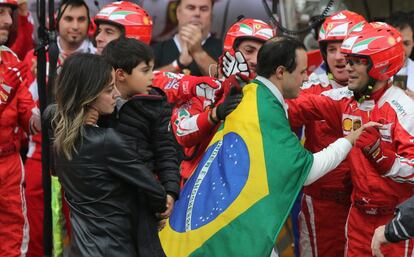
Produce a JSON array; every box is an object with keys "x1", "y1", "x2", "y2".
[{"x1": 160, "y1": 79, "x2": 313, "y2": 257}]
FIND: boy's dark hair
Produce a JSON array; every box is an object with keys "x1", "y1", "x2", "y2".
[
  {"x1": 56, "y1": 0, "x2": 90, "y2": 31},
  {"x1": 256, "y1": 36, "x2": 306, "y2": 78},
  {"x1": 387, "y1": 11, "x2": 412, "y2": 31},
  {"x1": 102, "y1": 37, "x2": 154, "y2": 74}
]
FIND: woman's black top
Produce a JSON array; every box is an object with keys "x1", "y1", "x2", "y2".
[{"x1": 55, "y1": 126, "x2": 166, "y2": 257}]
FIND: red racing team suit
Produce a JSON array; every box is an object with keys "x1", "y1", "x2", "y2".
[
  {"x1": 170, "y1": 95, "x2": 219, "y2": 182},
  {"x1": 10, "y1": 12, "x2": 34, "y2": 60},
  {"x1": 0, "y1": 46, "x2": 38, "y2": 257},
  {"x1": 293, "y1": 66, "x2": 352, "y2": 257},
  {"x1": 288, "y1": 83, "x2": 414, "y2": 257},
  {"x1": 152, "y1": 71, "x2": 219, "y2": 106},
  {"x1": 153, "y1": 71, "x2": 190, "y2": 105},
  {"x1": 152, "y1": 72, "x2": 222, "y2": 182}
]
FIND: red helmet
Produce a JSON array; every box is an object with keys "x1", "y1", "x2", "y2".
[
  {"x1": 223, "y1": 18, "x2": 275, "y2": 53},
  {"x1": 318, "y1": 10, "x2": 366, "y2": 60},
  {"x1": 341, "y1": 22, "x2": 404, "y2": 81},
  {"x1": 319, "y1": 10, "x2": 366, "y2": 42},
  {"x1": 94, "y1": 1, "x2": 153, "y2": 44},
  {"x1": 0, "y1": 0, "x2": 17, "y2": 8}
]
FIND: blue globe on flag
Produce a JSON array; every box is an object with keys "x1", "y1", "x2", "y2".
[{"x1": 170, "y1": 132, "x2": 250, "y2": 232}]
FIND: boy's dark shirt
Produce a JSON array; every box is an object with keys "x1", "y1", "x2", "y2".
[
  {"x1": 99, "y1": 87, "x2": 180, "y2": 199},
  {"x1": 99, "y1": 87, "x2": 180, "y2": 257}
]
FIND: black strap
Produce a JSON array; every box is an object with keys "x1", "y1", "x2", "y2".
[
  {"x1": 47, "y1": 0, "x2": 58, "y2": 103},
  {"x1": 36, "y1": 0, "x2": 55, "y2": 256},
  {"x1": 262, "y1": 0, "x2": 335, "y2": 36}
]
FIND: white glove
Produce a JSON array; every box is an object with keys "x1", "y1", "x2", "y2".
[
  {"x1": 195, "y1": 80, "x2": 222, "y2": 102},
  {"x1": 222, "y1": 51, "x2": 250, "y2": 78}
]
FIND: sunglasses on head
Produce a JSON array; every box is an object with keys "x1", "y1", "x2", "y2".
[{"x1": 345, "y1": 56, "x2": 369, "y2": 66}]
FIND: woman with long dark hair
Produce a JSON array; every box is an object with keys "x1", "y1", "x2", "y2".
[{"x1": 50, "y1": 53, "x2": 166, "y2": 256}]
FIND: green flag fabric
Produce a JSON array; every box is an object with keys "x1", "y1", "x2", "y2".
[{"x1": 160, "y1": 79, "x2": 314, "y2": 257}]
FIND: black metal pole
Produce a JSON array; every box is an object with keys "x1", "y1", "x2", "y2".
[
  {"x1": 272, "y1": 0, "x2": 278, "y2": 16},
  {"x1": 36, "y1": 0, "x2": 53, "y2": 256},
  {"x1": 47, "y1": 0, "x2": 58, "y2": 104}
]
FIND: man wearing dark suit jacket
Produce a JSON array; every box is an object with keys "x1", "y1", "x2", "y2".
[{"x1": 152, "y1": 0, "x2": 222, "y2": 76}]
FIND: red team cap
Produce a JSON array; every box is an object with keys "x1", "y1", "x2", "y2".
[
  {"x1": 94, "y1": 1, "x2": 153, "y2": 44},
  {"x1": 223, "y1": 18, "x2": 275, "y2": 54},
  {"x1": 341, "y1": 22, "x2": 404, "y2": 81}
]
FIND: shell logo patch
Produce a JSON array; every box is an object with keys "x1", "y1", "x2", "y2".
[
  {"x1": 342, "y1": 114, "x2": 362, "y2": 134},
  {"x1": 343, "y1": 118, "x2": 353, "y2": 132}
]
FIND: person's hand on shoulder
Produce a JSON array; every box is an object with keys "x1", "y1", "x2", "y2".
[{"x1": 84, "y1": 107, "x2": 100, "y2": 126}]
